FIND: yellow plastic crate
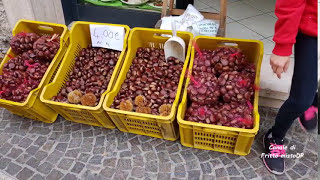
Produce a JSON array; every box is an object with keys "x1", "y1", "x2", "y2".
[
  {"x1": 177, "y1": 36, "x2": 263, "y2": 155},
  {"x1": 40, "y1": 21, "x2": 130, "y2": 128},
  {"x1": 103, "y1": 28, "x2": 193, "y2": 141},
  {"x1": 0, "y1": 19, "x2": 69, "y2": 123}
]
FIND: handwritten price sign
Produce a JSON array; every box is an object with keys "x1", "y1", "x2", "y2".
[
  {"x1": 198, "y1": 21, "x2": 218, "y2": 35},
  {"x1": 89, "y1": 24, "x2": 125, "y2": 51}
]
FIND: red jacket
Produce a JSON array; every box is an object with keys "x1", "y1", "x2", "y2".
[{"x1": 272, "y1": 0, "x2": 318, "y2": 56}]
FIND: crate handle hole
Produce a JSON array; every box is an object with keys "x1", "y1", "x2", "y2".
[
  {"x1": 218, "y1": 42, "x2": 238, "y2": 48},
  {"x1": 38, "y1": 25, "x2": 54, "y2": 32},
  {"x1": 153, "y1": 33, "x2": 171, "y2": 39}
]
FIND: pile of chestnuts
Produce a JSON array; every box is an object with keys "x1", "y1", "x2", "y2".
[
  {"x1": 185, "y1": 47, "x2": 256, "y2": 129},
  {"x1": 185, "y1": 102, "x2": 254, "y2": 129},
  {"x1": 111, "y1": 47, "x2": 184, "y2": 116},
  {"x1": 0, "y1": 32, "x2": 60, "y2": 102},
  {"x1": 52, "y1": 44, "x2": 120, "y2": 107}
]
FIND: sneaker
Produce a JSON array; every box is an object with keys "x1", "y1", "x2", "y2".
[
  {"x1": 262, "y1": 129, "x2": 285, "y2": 175},
  {"x1": 298, "y1": 106, "x2": 318, "y2": 131}
]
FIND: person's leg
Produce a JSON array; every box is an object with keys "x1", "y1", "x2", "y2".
[
  {"x1": 298, "y1": 92, "x2": 318, "y2": 131},
  {"x1": 312, "y1": 92, "x2": 318, "y2": 107},
  {"x1": 263, "y1": 32, "x2": 317, "y2": 175},
  {"x1": 271, "y1": 32, "x2": 318, "y2": 140}
]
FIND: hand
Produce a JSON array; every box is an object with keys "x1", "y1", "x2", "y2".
[{"x1": 270, "y1": 54, "x2": 290, "y2": 79}]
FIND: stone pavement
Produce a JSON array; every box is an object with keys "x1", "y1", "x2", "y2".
[{"x1": 0, "y1": 107, "x2": 317, "y2": 180}]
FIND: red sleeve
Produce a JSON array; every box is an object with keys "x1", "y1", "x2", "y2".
[{"x1": 272, "y1": 0, "x2": 306, "y2": 56}]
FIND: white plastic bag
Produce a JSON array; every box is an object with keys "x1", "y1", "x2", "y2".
[
  {"x1": 160, "y1": 16, "x2": 187, "y2": 32},
  {"x1": 160, "y1": 16, "x2": 186, "y2": 37},
  {"x1": 160, "y1": 4, "x2": 219, "y2": 37},
  {"x1": 160, "y1": 4, "x2": 203, "y2": 32},
  {"x1": 178, "y1": 4, "x2": 204, "y2": 28}
]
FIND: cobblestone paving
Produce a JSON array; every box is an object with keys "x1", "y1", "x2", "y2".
[{"x1": 0, "y1": 107, "x2": 318, "y2": 180}]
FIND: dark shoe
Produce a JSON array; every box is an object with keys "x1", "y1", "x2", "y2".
[
  {"x1": 298, "y1": 106, "x2": 318, "y2": 131},
  {"x1": 262, "y1": 129, "x2": 285, "y2": 175}
]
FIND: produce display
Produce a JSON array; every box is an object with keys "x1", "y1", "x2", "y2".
[
  {"x1": 187, "y1": 72, "x2": 220, "y2": 105},
  {"x1": 153, "y1": 1, "x2": 163, "y2": 6},
  {"x1": 52, "y1": 44, "x2": 120, "y2": 107},
  {"x1": 33, "y1": 34, "x2": 60, "y2": 61},
  {"x1": 111, "y1": 47, "x2": 184, "y2": 115},
  {"x1": 122, "y1": 0, "x2": 148, "y2": 4},
  {"x1": 192, "y1": 47, "x2": 247, "y2": 75},
  {"x1": 151, "y1": 1, "x2": 163, "y2": 6},
  {"x1": 185, "y1": 101, "x2": 254, "y2": 129},
  {"x1": 185, "y1": 47, "x2": 256, "y2": 129},
  {"x1": 0, "y1": 32, "x2": 59, "y2": 102},
  {"x1": 218, "y1": 71, "x2": 254, "y2": 103},
  {"x1": 10, "y1": 32, "x2": 40, "y2": 54}
]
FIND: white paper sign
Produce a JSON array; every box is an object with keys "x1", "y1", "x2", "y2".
[
  {"x1": 198, "y1": 21, "x2": 219, "y2": 34},
  {"x1": 89, "y1": 24, "x2": 125, "y2": 51},
  {"x1": 191, "y1": 19, "x2": 219, "y2": 37}
]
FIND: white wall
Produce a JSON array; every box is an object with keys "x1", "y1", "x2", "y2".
[{"x1": 3, "y1": 0, "x2": 65, "y2": 28}]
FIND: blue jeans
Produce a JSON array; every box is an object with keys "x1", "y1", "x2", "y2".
[{"x1": 271, "y1": 32, "x2": 318, "y2": 140}]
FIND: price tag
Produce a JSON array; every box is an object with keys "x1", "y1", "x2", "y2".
[
  {"x1": 89, "y1": 24, "x2": 125, "y2": 51},
  {"x1": 191, "y1": 19, "x2": 219, "y2": 37},
  {"x1": 198, "y1": 22, "x2": 218, "y2": 34}
]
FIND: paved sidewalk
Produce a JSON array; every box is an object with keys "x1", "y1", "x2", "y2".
[{"x1": 0, "y1": 107, "x2": 317, "y2": 180}]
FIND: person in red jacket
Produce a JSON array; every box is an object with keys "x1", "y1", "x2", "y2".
[{"x1": 262, "y1": 0, "x2": 318, "y2": 175}]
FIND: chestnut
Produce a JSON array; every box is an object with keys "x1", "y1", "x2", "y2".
[
  {"x1": 53, "y1": 44, "x2": 120, "y2": 106},
  {"x1": 112, "y1": 47, "x2": 183, "y2": 115}
]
